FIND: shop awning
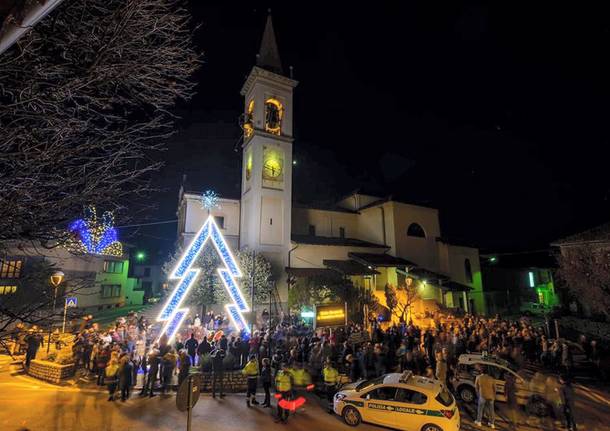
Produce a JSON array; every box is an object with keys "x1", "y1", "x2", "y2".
[
  {"x1": 323, "y1": 259, "x2": 380, "y2": 276},
  {"x1": 348, "y1": 252, "x2": 416, "y2": 268},
  {"x1": 440, "y1": 281, "x2": 472, "y2": 292}
]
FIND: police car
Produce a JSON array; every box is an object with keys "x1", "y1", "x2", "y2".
[{"x1": 333, "y1": 371, "x2": 460, "y2": 431}]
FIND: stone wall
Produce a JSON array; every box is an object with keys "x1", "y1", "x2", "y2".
[
  {"x1": 195, "y1": 371, "x2": 248, "y2": 393},
  {"x1": 560, "y1": 316, "x2": 610, "y2": 341},
  {"x1": 27, "y1": 359, "x2": 75, "y2": 384}
]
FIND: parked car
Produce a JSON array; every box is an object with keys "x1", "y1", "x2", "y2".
[
  {"x1": 520, "y1": 302, "x2": 551, "y2": 316},
  {"x1": 451, "y1": 353, "x2": 552, "y2": 416}
]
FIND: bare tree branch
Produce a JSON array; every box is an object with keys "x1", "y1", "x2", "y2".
[{"x1": 0, "y1": 0, "x2": 200, "y2": 246}]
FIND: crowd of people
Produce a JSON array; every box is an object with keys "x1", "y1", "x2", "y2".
[{"x1": 7, "y1": 308, "x2": 606, "y2": 430}]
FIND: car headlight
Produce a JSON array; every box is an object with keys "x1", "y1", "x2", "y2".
[{"x1": 335, "y1": 393, "x2": 347, "y2": 401}]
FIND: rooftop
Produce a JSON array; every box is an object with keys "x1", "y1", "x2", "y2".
[
  {"x1": 291, "y1": 235, "x2": 388, "y2": 249},
  {"x1": 348, "y1": 252, "x2": 416, "y2": 268},
  {"x1": 323, "y1": 259, "x2": 380, "y2": 276}
]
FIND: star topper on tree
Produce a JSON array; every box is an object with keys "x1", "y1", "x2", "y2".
[{"x1": 157, "y1": 190, "x2": 249, "y2": 342}]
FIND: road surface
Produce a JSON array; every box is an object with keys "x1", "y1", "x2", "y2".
[{"x1": 1, "y1": 355, "x2": 609, "y2": 431}]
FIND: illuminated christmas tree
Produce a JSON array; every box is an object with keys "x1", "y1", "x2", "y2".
[
  {"x1": 65, "y1": 205, "x2": 123, "y2": 256},
  {"x1": 158, "y1": 191, "x2": 250, "y2": 342}
]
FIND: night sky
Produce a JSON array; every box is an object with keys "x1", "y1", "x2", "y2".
[{"x1": 128, "y1": 2, "x2": 610, "y2": 258}]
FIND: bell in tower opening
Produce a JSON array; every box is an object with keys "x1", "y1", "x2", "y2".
[{"x1": 265, "y1": 98, "x2": 283, "y2": 135}]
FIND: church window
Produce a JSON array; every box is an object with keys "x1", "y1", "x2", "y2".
[
  {"x1": 308, "y1": 225, "x2": 316, "y2": 236},
  {"x1": 245, "y1": 147, "x2": 253, "y2": 181},
  {"x1": 339, "y1": 227, "x2": 346, "y2": 239},
  {"x1": 464, "y1": 259, "x2": 473, "y2": 283},
  {"x1": 214, "y1": 216, "x2": 225, "y2": 229},
  {"x1": 265, "y1": 98, "x2": 283, "y2": 135},
  {"x1": 406, "y1": 223, "x2": 426, "y2": 238},
  {"x1": 244, "y1": 100, "x2": 255, "y2": 138}
]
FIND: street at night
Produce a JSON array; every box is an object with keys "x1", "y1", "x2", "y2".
[{"x1": 2, "y1": 354, "x2": 610, "y2": 431}]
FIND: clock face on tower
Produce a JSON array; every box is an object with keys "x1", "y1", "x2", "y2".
[{"x1": 262, "y1": 146, "x2": 284, "y2": 189}]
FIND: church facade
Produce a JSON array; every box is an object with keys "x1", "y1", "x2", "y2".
[{"x1": 176, "y1": 16, "x2": 486, "y2": 319}]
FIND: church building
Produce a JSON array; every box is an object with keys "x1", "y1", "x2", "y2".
[{"x1": 176, "y1": 15, "x2": 486, "y2": 320}]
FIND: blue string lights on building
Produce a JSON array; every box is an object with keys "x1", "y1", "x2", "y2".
[
  {"x1": 157, "y1": 215, "x2": 250, "y2": 342},
  {"x1": 66, "y1": 206, "x2": 123, "y2": 256}
]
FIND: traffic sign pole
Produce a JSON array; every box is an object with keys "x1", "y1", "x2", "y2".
[
  {"x1": 63, "y1": 297, "x2": 77, "y2": 333},
  {"x1": 187, "y1": 375, "x2": 193, "y2": 431},
  {"x1": 62, "y1": 299, "x2": 68, "y2": 333}
]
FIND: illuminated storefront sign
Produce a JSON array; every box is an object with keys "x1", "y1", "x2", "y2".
[{"x1": 314, "y1": 303, "x2": 347, "y2": 328}]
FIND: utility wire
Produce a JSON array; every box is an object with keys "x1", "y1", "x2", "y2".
[{"x1": 117, "y1": 219, "x2": 178, "y2": 228}]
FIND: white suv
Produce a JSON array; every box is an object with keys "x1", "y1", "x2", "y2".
[{"x1": 451, "y1": 353, "x2": 551, "y2": 416}]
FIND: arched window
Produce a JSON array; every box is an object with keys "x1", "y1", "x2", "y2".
[
  {"x1": 406, "y1": 223, "x2": 426, "y2": 238},
  {"x1": 265, "y1": 98, "x2": 284, "y2": 135},
  {"x1": 464, "y1": 258, "x2": 473, "y2": 283}
]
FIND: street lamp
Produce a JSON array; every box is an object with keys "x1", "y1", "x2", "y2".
[{"x1": 46, "y1": 270, "x2": 65, "y2": 355}]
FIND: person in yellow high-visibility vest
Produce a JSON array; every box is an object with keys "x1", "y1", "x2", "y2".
[
  {"x1": 275, "y1": 363, "x2": 293, "y2": 423},
  {"x1": 322, "y1": 359, "x2": 340, "y2": 414},
  {"x1": 242, "y1": 354, "x2": 259, "y2": 407}
]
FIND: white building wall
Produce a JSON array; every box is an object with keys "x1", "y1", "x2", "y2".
[
  {"x1": 179, "y1": 193, "x2": 240, "y2": 250},
  {"x1": 289, "y1": 244, "x2": 386, "y2": 269},
  {"x1": 292, "y1": 208, "x2": 359, "y2": 238},
  {"x1": 391, "y1": 202, "x2": 441, "y2": 271}
]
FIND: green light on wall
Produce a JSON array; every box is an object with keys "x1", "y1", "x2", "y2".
[
  {"x1": 489, "y1": 256, "x2": 497, "y2": 263},
  {"x1": 136, "y1": 251, "x2": 146, "y2": 262},
  {"x1": 528, "y1": 271, "x2": 535, "y2": 288}
]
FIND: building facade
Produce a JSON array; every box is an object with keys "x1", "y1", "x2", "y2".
[
  {"x1": 480, "y1": 251, "x2": 559, "y2": 315},
  {"x1": 175, "y1": 15, "x2": 487, "y2": 318},
  {"x1": 0, "y1": 244, "x2": 143, "y2": 313}
]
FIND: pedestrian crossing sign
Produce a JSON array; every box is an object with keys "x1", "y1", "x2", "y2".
[{"x1": 65, "y1": 297, "x2": 78, "y2": 308}]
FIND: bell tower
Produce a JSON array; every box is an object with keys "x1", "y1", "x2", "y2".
[{"x1": 240, "y1": 14, "x2": 298, "y2": 298}]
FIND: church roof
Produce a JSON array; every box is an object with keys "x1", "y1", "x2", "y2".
[
  {"x1": 256, "y1": 13, "x2": 283, "y2": 75},
  {"x1": 348, "y1": 252, "x2": 416, "y2": 268},
  {"x1": 291, "y1": 234, "x2": 388, "y2": 249},
  {"x1": 440, "y1": 281, "x2": 472, "y2": 292},
  {"x1": 323, "y1": 259, "x2": 380, "y2": 276}
]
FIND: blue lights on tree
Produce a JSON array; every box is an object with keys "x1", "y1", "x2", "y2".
[{"x1": 66, "y1": 206, "x2": 123, "y2": 256}]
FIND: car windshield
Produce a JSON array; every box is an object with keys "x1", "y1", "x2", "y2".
[{"x1": 355, "y1": 376, "x2": 385, "y2": 392}]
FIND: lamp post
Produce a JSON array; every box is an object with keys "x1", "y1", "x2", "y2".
[{"x1": 46, "y1": 271, "x2": 65, "y2": 355}]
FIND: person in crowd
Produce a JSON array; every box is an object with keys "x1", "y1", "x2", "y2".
[
  {"x1": 95, "y1": 345, "x2": 109, "y2": 386},
  {"x1": 161, "y1": 348, "x2": 177, "y2": 394},
  {"x1": 261, "y1": 357, "x2": 272, "y2": 408},
  {"x1": 178, "y1": 349, "x2": 191, "y2": 387},
  {"x1": 24, "y1": 329, "x2": 42, "y2": 368},
  {"x1": 475, "y1": 365, "x2": 496, "y2": 429},
  {"x1": 243, "y1": 354, "x2": 260, "y2": 407},
  {"x1": 211, "y1": 347, "x2": 225, "y2": 398},
  {"x1": 435, "y1": 350, "x2": 447, "y2": 385},
  {"x1": 558, "y1": 375, "x2": 577, "y2": 431},
  {"x1": 322, "y1": 359, "x2": 339, "y2": 414},
  {"x1": 275, "y1": 363, "x2": 293, "y2": 424},
  {"x1": 105, "y1": 356, "x2": 120, "y2": 402},
  {"x1": 184, "y1": 333, "x2": 199, "y2": 367},
  {"x1": 141, "y1": 348, "x2": 160, "y2": 397},
  {"x1": 118, "y1": 353, "x2": 133, "y2": 402}
]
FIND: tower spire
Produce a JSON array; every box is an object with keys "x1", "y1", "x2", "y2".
[{"x1": 256, "y1": 11, "x2": 283, "y2": 75}]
